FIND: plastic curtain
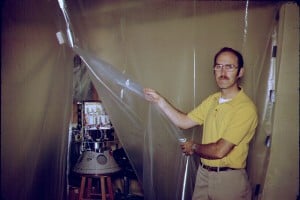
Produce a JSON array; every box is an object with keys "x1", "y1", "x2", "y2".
[
  {"x1": 247, "y1": 22, "x2": 278, "y2": 198},
  {"x1": 1, "y1": 1, "x2": 290, "y2": 200},
  {"x1": 59, "y1": 1, "x2": 283, "y2": 199},
  {"x1": 1, "y1": 1, "x2": 73, "y2": 200}
]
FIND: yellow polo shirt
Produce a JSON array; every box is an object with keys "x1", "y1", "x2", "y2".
[{"x1": 187, "y1": 89, "x2": 258, "y2": 168}]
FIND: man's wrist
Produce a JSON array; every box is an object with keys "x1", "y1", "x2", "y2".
[
  {"x1": 192, "y1": 143, "x2": 197, "y2": 153},
  {"x1": 158, "y1": 97, "x2": 166, "y2": 108}
]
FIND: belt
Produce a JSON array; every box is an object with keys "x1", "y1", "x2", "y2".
[{"x1": 201, "y1": 163, "x2": 237, "y2": 172}]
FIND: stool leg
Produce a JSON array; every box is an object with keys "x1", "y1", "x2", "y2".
[
  {"x1": 100, "y1": 176, "x2": 106, "y2": 200},
  {"x1": 79, "y1": 176, "x2": 86, "y2": 200},
  {"x1": 87, "y1": 177, "x2": 92, "y2": 198},
  {"x1": 106, "y1": 176, "x2": 114, "y2": 200}
]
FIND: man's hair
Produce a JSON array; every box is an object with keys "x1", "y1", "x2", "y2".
[{"x1": 214, "y1": 47, "x2": 244, "y2": 71}]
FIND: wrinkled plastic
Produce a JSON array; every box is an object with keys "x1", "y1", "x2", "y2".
[
  {"x1": 247, "y1": 21, "x2": 279, "y2": 194},
  {"x1": 59, "y1": 1, "x2": 283, "y2": 199},
  {"x1": 72, "y1": 46, "x2": 197, "y2": 199},
  {"x1": 1, "y1": 1, "x2": 289, "y2": 200}
]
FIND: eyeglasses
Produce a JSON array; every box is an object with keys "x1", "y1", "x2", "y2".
[{"x1": 214, "y1": 64, "x2": 238, "y2": 72}]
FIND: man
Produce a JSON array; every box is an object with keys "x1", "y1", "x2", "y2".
[{"x1": 144, "y1": 47, "x2": 258, "y2": 200}]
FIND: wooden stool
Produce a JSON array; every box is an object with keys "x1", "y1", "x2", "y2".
[{"x1": 79, "y1": 174, "x2": 114, "y2": 200}]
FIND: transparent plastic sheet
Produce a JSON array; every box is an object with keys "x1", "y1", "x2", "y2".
[
  {"x1": 1, "y1": 1, "x2": 73, "y2": 200},
  {"x1": 261, "y1": 4, "x2": 299, "y2": 199},
  {"x1": 247, "y1": 4, "x2": 299, "y2": 198},
  {"x1": 59, "y1": 1, "x2": 284, "y2": 199},
  {"x1": 72, "y1": 55, "x2": 94, "y2": 102},
  {"x1": 1, "y1": 1, "x2": 288, "y2": 200},
  {"x1": 247, "y1": 23, "x2": 278, "y2": 198},
  {"x1": 71, "y1": 47, "x2": 197, "y2": 199}
]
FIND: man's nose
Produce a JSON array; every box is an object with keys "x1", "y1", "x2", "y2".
[{"x1": 220, "y1": 67, "x2": 226, "y2": 75}]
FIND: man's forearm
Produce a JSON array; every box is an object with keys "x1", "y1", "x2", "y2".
[
  {"x1": 181, "y1": 139, "x2": 235, "y2": 159},
  {"x1": 192, "y1": 143, "x2": 224, "y2": 159},
  {"x1": 158, "y1": 98, "x2": 189, "y2": 129},
  {"x1": 144, "y1": 88, "x2": 197, "y2": 129}
]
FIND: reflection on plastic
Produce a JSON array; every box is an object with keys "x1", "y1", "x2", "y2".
[
  {"x1": 74, "y1": 47, "x2": 145, "y2": 99},
  {"x1": 70, "y1": 46, "x2": 196, "y2": 199}
]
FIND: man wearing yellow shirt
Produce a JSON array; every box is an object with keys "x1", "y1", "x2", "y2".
[{"x1": 144, "y1": 47, "x2": 258, "y2": 200}]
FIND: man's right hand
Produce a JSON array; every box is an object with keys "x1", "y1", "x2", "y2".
[{"x1": 143, "y1": 88, "x2": 163, "y2": 104}]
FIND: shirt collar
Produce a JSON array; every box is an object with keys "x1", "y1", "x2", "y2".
[{"x1": 213, "y1": 88, "x2": 245, "y2": 105}]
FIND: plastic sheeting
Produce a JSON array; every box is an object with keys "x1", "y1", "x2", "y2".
[
  {"x1": 247, "y1": 23, "x2": 278, "y2": 195},
  {"x1": 2, "y1": 1, "x2": 297, "y2": 200},
  {"x1": 71, "y1": 46, "x2": 197, "y2": 199},
  {"x1": 60, "y1": 1, "x2": 284, "y2": 199},
  {"x1": 2, "y1": 1, "x2": 73, "y2": 200}
]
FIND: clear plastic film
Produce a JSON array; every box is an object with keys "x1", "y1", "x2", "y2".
[
  {"x1": 72, "y1": 46, "x2": 197, "y2": 199},
  {"x1": 261, "y1": 27, "x2": 277, "y2": 139},
  {"x1": 247, "y1": 19, "x2": 279, "y2": 195},
  {"x1": 1, "y1": 1, "x2": 293, "y2": 200},
  {"x1": 60, "y1": 1, "x2": 284, "y2": 199}
]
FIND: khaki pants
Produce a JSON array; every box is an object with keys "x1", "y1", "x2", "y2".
[{"x1": 192, "y1": 165, "x2": 252, "y2": 200}]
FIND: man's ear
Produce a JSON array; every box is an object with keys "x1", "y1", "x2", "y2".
[{"x1": 238, "y1": 67, "x2": 244, "y2": 78}]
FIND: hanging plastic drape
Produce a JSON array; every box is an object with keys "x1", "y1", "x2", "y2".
[
  {"x1": 58, "y1": 1, "x2": 284, "y2": 199},
  {"x1": 3, "y1": 1, "x2": 297, "y2": 200},
  {"x1": 1, "y1": 1, "x2": 73, "y2": 200}
]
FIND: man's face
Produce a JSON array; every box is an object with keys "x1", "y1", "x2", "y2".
[{"x1": 214, "y1": 51, "x2": 242, "y2": 90}]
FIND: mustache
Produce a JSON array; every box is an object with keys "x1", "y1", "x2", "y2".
[{"x1": 218, "y1": 75, "x2": 229, "y2": 80}]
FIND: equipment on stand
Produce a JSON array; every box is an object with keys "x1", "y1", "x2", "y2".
[
  {"x1": 73, "y1": 101, "x2": 121, "y2": 175},
  {"x1": 70, "y1": 101, "x2": 143, "y2": 199},
  {"x1": 70, "y1": 101, "x2": 121, "y2": 200}
]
